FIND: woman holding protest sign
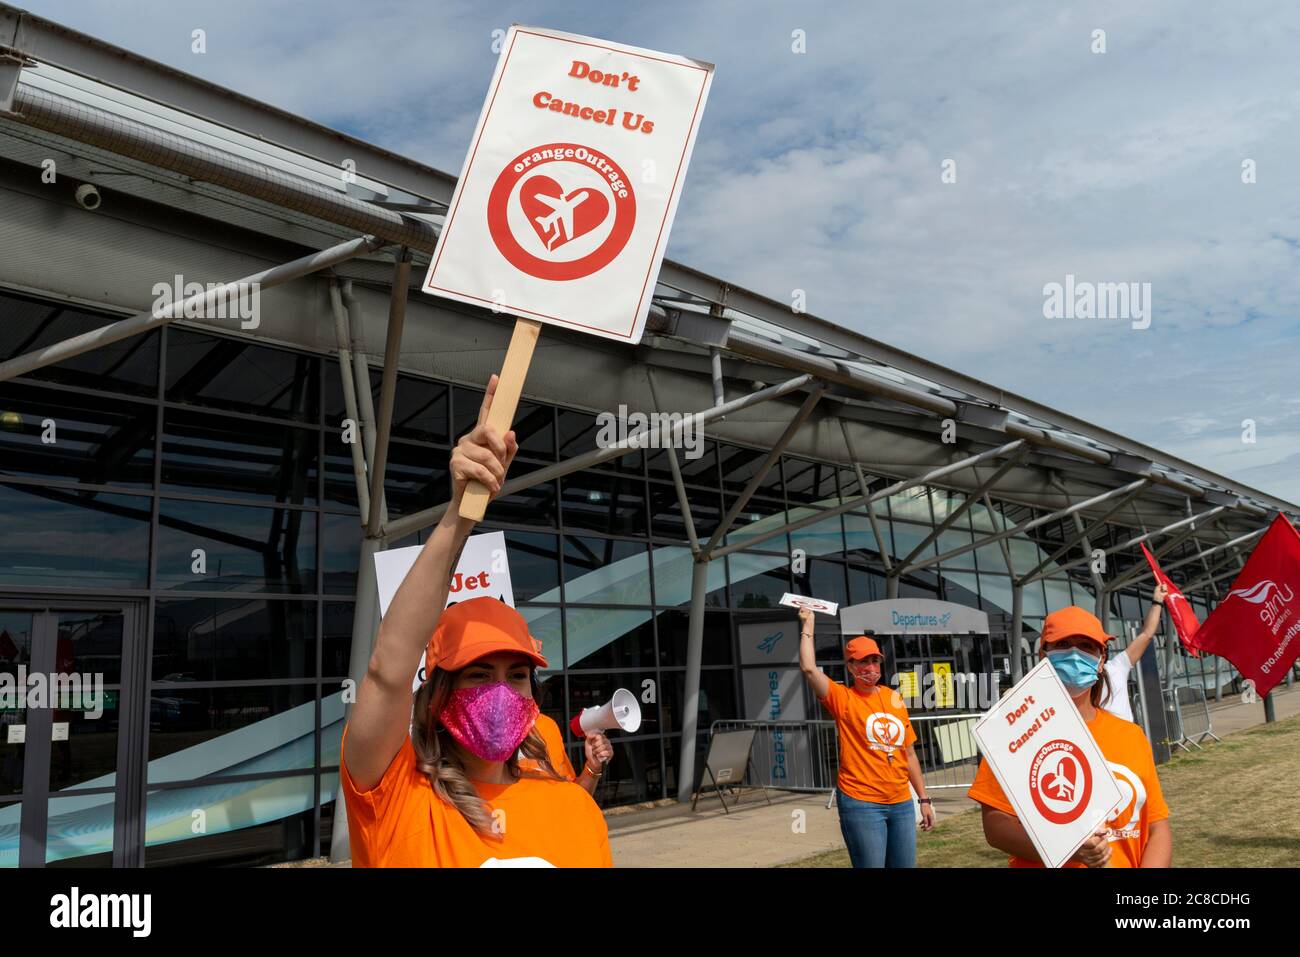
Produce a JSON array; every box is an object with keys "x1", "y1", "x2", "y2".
[
  {"x1": 798, "y1": 606, "x2": 935, "y2": 868},
  {"x1": 967, "y1": 605, "x2": 1172, "y2": 868},
  {"x1": 340, "y1": 376, "x2": 612, "y2": 867}
]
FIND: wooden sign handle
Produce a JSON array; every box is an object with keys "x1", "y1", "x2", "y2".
[{"x1": 459, "y1": 317, "x2": 543, "y2": 521}]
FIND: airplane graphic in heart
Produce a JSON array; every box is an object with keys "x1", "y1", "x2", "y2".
[
  {"x1": 1042, "y1": 756, "x2": 1077, "y2": 801},
  {"x1": 520, "y1": 175, "x2": 610, "y2": 252},
  {"x1": 869, "y1": 714, "x2": 901, "y2": 747}
]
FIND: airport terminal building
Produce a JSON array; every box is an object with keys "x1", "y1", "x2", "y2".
[{"x1": 1, "y1": 8, "x2": 1296, "y2": 867}]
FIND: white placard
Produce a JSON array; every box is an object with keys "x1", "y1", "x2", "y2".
[
  {"x1": 51, "y1": 722, "x2": 68, "y2": 741},
  {"x1": 373, "y1": 531, "x2": 516, "y2": 691},
  {"x1": 6, "y1": 724, "x2": 24, "y2": 744},
  {"x1": 780, "y1": 593, "x2": 838, "y2": 616},
  {"x1": 422, "y1": 25, "x2": 714, "y2": 343},
  {"x1": 970, "y1": 659, "x2": 1124, "y2": 869}
]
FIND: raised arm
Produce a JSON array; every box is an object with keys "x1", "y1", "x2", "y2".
[
  {"x1": 797, "y1": 606, "x2": 831, "y2": 700},
  {"x1": 344, "y1": 377, "x2": 518, "y2": 790},
  {"x1": 1125, "y1": 582, "x2": 1168, "y2": 666}
]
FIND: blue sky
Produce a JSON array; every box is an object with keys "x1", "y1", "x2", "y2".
[{"x1": 23, "y1": 0, "x2": 1300, "y2": 503}]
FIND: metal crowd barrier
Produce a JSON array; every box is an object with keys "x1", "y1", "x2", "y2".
[
  {"x1": 1172, "y1": 685, "x2": 1220, "y2": 746},
  {"x1": 706, "y1": 712, "x2": 985, "y2": 803},
  {"x1": 1162, "y1": 687, "x2": 1194, "y2": 753}
]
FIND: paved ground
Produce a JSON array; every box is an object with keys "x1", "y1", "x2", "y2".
[{"x1": 607, "y1": 682, "x2": 1300, "y2": 868}]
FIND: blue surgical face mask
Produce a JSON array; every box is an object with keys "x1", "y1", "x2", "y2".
[{"x1": 1046, "y1": 648, "x2": 1102, "y2": 691}]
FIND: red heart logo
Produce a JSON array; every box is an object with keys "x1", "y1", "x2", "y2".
[{"x1": 520, "y1": 175, "x2": 609, "y2": 252}]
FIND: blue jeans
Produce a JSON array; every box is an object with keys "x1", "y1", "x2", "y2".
[{"x1": 836, "y1": 790, "x2": 916, "y2": 868}]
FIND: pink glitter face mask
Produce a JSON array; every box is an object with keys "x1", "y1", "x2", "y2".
[{"x1": 438, "y1": 681, "x2": 539, "y2": 763}]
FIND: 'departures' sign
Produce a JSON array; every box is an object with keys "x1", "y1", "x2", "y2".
[
  {"x1": 422, "y1": 25, "x2": 714, "y2": 343},
  {"x1": 971, "y1": 659, "x2": 1123, "y2": 869},
  {"x1": 373, "y1": 531, "x2": 515, "y2": 691}
]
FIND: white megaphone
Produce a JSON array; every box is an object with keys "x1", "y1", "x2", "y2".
[{"x1": 570, "y1": 688, "x2": 642, "y2": 738}]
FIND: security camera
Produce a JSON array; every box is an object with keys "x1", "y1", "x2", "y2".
[{"x1": 74, "y1": 183, "x2": 101, "y2": 211}]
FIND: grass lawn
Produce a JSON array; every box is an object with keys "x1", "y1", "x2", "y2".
[{"x1": 786, "y1": 713, "x2": 1300, "y2": 868}]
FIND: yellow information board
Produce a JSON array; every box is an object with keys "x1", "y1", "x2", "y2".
[
  {"x1": 932, "y1": 661, "x2": 955, "y2": 708},
  {"x1": 897, "y1": 668, "x2": 921, "y2": 703}
]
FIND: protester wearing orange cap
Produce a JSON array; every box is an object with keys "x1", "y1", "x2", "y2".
[
  {"x1": 797, "y1": 607, "x2": 934, "y2": 868},
  {"x1": 967, "y1": 604, "x2": 1172, "y2": 868},
  {"x1": 340, "y1": 376, "x2": 611, "y2": 867}
]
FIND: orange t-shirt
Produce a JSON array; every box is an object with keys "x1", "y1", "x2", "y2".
[
  {"x1": 819, "y1": 681, "x2": 916, "y2": 804},
  {"x1": 967, "y1": 708, "x2": 1170, "y2": 868},
  {"x1": 524, "y1": 713, "x2": 578, "y2": 780},
  {"x1": 340, "y1": 725, "x2": 611, "y2": 868}
]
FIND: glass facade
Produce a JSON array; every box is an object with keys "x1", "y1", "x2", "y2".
[{"x1": 0, "y1": 289, "x2": 1250, "y2": 866}]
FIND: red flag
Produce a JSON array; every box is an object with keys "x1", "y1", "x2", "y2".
[
  {"x1": 1140, "y1": 542, "x2": 1202, "y2": 657},
  {"x1": 1195, "y1": 514, "x2": 1300, "y2": 697}
]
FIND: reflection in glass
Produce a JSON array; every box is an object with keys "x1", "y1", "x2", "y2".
[
  {"x1": 557, "y1": 408, "x2": 642, "y2": 472},
  {"x1": 647, "y1": 442, "x2": 718, "y2": 486},
  {"x1": 144, "y1": 786, "x2": 317, "y2": 867},
  {"x1": 380, "y1": 441, "x2": 451, "y2": 518},
  {"x1": 788, "y1": 509, "x2": 844, "y2": 555},
  {"x1": 561, "y1": 473, "x2": 647, "y2": 536},
  {"x1": 45, "y1": 794, "x2": 114, "y2": 867},
  {"x1": 718, "y1": 445, "x2": 782, "y2": 496},
  {"x1": 0, "y1": 384, "x2": 155, "y2": 488},
  {"x1": 162, "y1": 409, "x2": 318, "y2": 504},
  {"x1": 0, "y1": 292, "x2": 158, "y2": 395},
  {"x1": 800, "y1": 559, "x2": 848, "y2": 609},
  {"x1": 487, "y1": 460, "x2": 558, "y2": 528},
  {"x1": 322, "y1": 602, "x2": 355, "y2": 678},
  {"x1": 566, "y1": 608, "x2": 655, "y2": 669},
  {"x1": 562, "y1": 536, "x2": 651, "y2": 605},
  {"x1": 153, "y1": 599, "x2": 315, "y2": 681},
  {"x1": 500, "y1": 531, "x2": 561, "y2": 601},
  {"x1": 155, "y1": 498, "x2": 317, "y2": 593},
  {"x1": 147, "y1": 685, "x2": 317, "y2": 777},
  {"x1": 783, "y1": 457, "x2": 838, "y2": 504},
  {"x1": 0, "y1": 484, "x2": 150, "y2": 589},
  {"x1": 662, "y1": 668, "x2": 737, "y2": 735},
  {"x1": 590, "y1": 737, "x2": 663, "y2": 805},
  {"x1": 0, "y1": 612, "x2": 33, "y2": 797},
  {"x1": 723, "y1": 496, "x2": 786, "y2": 549},
  {"x1": 656, "y1": 609, "x2": 732, "y2": 667},
  {"x1": 520, "y1": 604, "x2": 564, "y2": 671},
  {"x1": 728, "y1": 552, "x2": 790, "y2": 608},
  {"x1": 650, "y1": 547, "x2": 728, "y2": 608},
  {"x1": 649, "y1": 482, "x2": 721, "y2": 542},
  {"x1": 321, "y1": 511, "x2": 361, "y2": 594},
  {"x1": 47, "y1": 687, "x2": 121, "y2": 792},
  {"x1": 166, "y1": 329, "x2": 319, "y2": 423}
]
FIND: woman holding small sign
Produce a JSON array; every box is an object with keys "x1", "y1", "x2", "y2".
[
  {"x1": 340, "y1": 377, "x2": 612, "y2": 867},
  {"x1": 967, "y1": 605, "x2": 1173, "y2": 868},
  {"x1": 798, "y1": 606, "x2": 935, "y2": 868}
]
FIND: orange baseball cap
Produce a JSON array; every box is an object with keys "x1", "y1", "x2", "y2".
[
  {"x1": 1039, "y1": 605, "x2": 1113, "y2": 650},
  {"x1": 845, "y1": 635, "x2": 883, "y2": 660},
  {"x1": 425, "y1": 596, "x2": 548, "y2": 677}
]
